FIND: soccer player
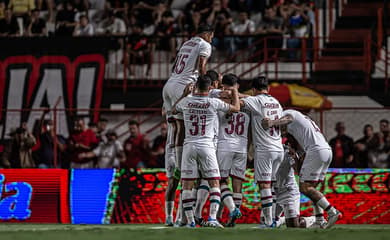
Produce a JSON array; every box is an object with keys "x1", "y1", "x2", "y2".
[
  {"x1": 216, "y1": 73, "x2": 249, "y2": 226},
  {"x1": 162, "y1": 24, "x2": 214, "y2": 226},
  {"x1": 172, "y1": 75, "x2": 240, "y2": 228},
  {"x1": 262, "y1": 109, "x2": 341, "y2": 228},
  {"x1": 240, "y1": 76, "x2": 284, "y2": 227}
]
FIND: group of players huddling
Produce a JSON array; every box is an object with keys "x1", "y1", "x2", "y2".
[{"x1": 162, "y1": 24, "x2": 341, "y2": 229}]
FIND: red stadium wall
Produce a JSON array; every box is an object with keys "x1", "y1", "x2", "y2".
[{"x1": 112, "y1": 169, "x2": 390, "y2": 224}]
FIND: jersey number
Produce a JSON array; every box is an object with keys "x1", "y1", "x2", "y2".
[
  {"x1": 189, "y1": 114, "x2": 206, "y2": 136},
  {"x1": 225, "y1": 113, "x2": 245, "y2": 135},
  {"x1": 172, "y1": 54, "x2": 189, "y2": 74}
]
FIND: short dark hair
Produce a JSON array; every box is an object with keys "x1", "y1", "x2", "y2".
[
  {"x1": 128, "y1": 120, "x2": 139, "y2": 126},
  {"x1": 222, "y1": 73, "x2": 238, "y2": 86},
  {"x1": 252, "y1": 76, "x2": 268, "y2": 90},
  {"x1": 197, "y1": 24, "x2": 214, "y2": 34},
  {"x1": 206, "y1": 70, "x2": 219, "y2": 82},
  {"x1": 196, "y1": 75, "x2": 212, "y2": 91},
  {"x1": 88, "y1": 122, "x2": 97, "y2": 128},
  {"x1": 380, "y1": 119, "x2": 389, "y2": 124},
  {"x1": 79, "y1": 14, "x2": 88, "y2": 20}
]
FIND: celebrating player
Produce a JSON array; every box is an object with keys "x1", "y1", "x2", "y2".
[
  {"x1": 262, "y1": 109, "x2": 341, "y2": 228},
  {"x1": 162, "y1": 24, "x2": 214, "y2": 226},
  {"x1": 240, "y1": 76, "x2": 284, "y2": 228},
  {"x1": 172, "y1": 75, "x2": 240, "y2": 228}
]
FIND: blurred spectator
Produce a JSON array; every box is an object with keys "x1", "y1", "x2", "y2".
[
  {"x1": 127, "y1": 23, "x2": 152, "y2": 77},
  {"x1": 88, "y1": 121, "x2": 98, "y2": 133},
  {"x1": 369, "y1": 119, "x2": 390, "y2": 168},
  {"x1": 255, "y1": 6, "x2": 284, "y2": 59},
  {"x1": 123, "y1": 120, "x2": 150, "y2": 168},
  {"x1": 55, "y1": 1, "x2": 77, "y2": 36},
  {"x1": 72, "y1": 0, "x2": 89, "y2": 12},
  {"x1": 150, "y1": 122, "x2": 167, "y2": 167},
  {"x1": 206, "y1": 0, "x2": 232, "y2": 52},
  {"x1": 36, "y1": 111, "x2": 66, "y2": 168},
  {"x1": 26, "y1": 8, "x2": 46, "y2": 36},
  {"x1": 78, "y1": 129, "x2": 125, "y2": 168},
  {"x1": 0, "y1": 8, "x2": 20, "y2": 36},
  {"x1": 8, "y1": 0, "x2": 35, "y2": 16},
  {"x1": 154, "y1": 10, "x2": 178, "y2": 60},
  {"x1": 73, "y1": 14, "x2": 94, "y2": 35},
  {"x1": 2, "y1": 127, "x2": 36, "y2": 168},
  {"x1": 286, "y1": 4, "x2": 309, "y2": 59},
  {"x1": 36, "y1": 0, "x2": 54, "y2": 22},
  {"x1": 329, "y1": 122, "x2": 354, "y2": 168},
  {"x1": 96, "y1": 10, "x2": 126, "y2": 35},
  {"x1": 226, "y1": 11, "x2": 255, "y2": 56},
  {"x1": 68, "y1": 117, "x2": 99, "y2": 168},
  {"x1": 96, "y1": 118, "x2": 108, "y2": 142},
  {"x1": 89, "y1": 0, "x2": 106, "y2": 10},
  {"x1": 354, "y1": 124, "x2": 376, "y2": 168},
  {"x1": 0, "y1": 1, "x2": 6, "y2": 19},
  {"x1": 133, "y1": 0, "x2": 165, "y2": 27},
  {"x1": 182, "y1": 10, "x2": 202, "y2": 36}
]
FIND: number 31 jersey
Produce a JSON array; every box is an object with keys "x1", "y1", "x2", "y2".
[
  {"x1": 176, "y1": 95, "x2": 230, "y2": 148},
  {"x1": 170, "y1": 36, "x2": 212, "y2": 84},
  {"x1": 217, "y1": 110, "x2": 250, "y2": 153},
  {"x1": 242, "y1": 94, "x2": 284, "y2": 152}
]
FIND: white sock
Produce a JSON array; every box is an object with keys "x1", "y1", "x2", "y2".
[
  {"x1": 217, "y1": 201, "x2": 224, "y2": 219},
  {"x1": 194, "y1": 181, "x2": 209, "y2": 218},
  {"x1": 165, "y1": 201, "x2": 174, "y2": 220},
  {"x1": 191, "y1": 188, "x2": 197, "y2": 207},
  {"x1": 233, "y1": 193, "x2": 243, "y2": 208},
  {"x1": 316, "y1": 197, "x2": 337, "y2": 215},
  {"x1": 175, "y1": 146, "x2": 183, "y2": 169},
  {"x1": 274, "y1": 203, "x2": 284, "y2": 221},
  {"x1": 209, "y1": 187, "x2": 221, "y2": 220},
  {"x1": 260, "y1": 188, "x2": 273, "y2": 225},
  {"x1": 182, "y1": 190, "x2": 195, "y2": 224},
  {"x1": 271, "y1": 187, "x2": 277, "y2": 219},
  {"x1": 313, "y1": 203, "x2": 325, "y2": 222},
  {"x1": 175, "y1": 192, "x2": 183, "y2": 223},
  {"x1": 221, "y1": 184, "x2": 235, "y2": 213}
]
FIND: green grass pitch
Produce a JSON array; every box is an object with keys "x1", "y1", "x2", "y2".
[{"x1": 0, "y1": 224, "x2": 389, "y2": 240}]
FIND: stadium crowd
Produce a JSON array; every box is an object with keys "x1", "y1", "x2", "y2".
[{"x1": 0, "y1": 0, "x2": 315, "y2": 60}]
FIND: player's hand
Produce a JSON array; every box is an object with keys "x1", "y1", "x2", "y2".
[
  {"x1": 261, "y1": 118, "x2": 272, "y2": 130},
  {"x1": 182, "y1": 83, "x2": 194, "y2": 97}
]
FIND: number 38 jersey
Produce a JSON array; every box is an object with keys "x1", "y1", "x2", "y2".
[
  {"x1": 283, "y1": 109, "x2": 331, "y2": 152},
  {"x1": 242, "y1": 94, "x2": 284, "y2": 152},
  {"x1": 169, "y1": 36, "x2": 212, "y2": 84},
  {"x1": 217, "y1": 109, "x2": 250, "y2": 153},
  {"x1": 176, "y1": 94, "x2": 230, "y2": 148}
]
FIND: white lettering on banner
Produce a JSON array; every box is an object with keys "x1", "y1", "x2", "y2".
[{"x1": 77, "y1": 67, "x2": 96, "y2": 117}]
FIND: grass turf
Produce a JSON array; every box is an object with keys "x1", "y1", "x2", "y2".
[{"x1": 0, "y1": 224, "x2": 389, "y2": 240}]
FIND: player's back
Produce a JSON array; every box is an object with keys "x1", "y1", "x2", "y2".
[
  {"x1": 169, "y1": 37, "x2": 212, "y2": 84},
  {"x1": 243, "y1": 94, "x2": 283, "y2": 152},
  {"x1": 284, "y1": 109, "x2": 330, "y2": 152},
  {"x1": 176, "y1": 95, "x2": 229, "y2": 147},
  {"x1": 217, "y1": 109, "x2": 250, "y2": 153}
]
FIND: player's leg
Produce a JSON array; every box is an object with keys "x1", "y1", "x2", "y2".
[
  {"x1": 194, "y1": 178, "x2": 209, "y2": 226},
  {"x1": 180, "y1": 144, "x2": 199, "y2": 227},
  {"x1": 255, "y1": 151, "x2": 274, "y2": 227},
  {"x1": 299, "y1": 149, "x2": 341, "y2": 229},
  {"x1": 271, "y1": 151, "x2": 283, "y2": 224},
  {"x1": 199, "y1": 146, "x2": 223, "y2": 228}
]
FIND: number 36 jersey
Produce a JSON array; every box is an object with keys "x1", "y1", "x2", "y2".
[
  {"x1": 176, "y1": 95, "x2": 230, "y2": 148},
  {"x1": 242, "y1": 94, "x2": 284, "y2": 152},
  {"x1": 217, "y1": 110, "x2": 250, "y2": 153},
  {"x1": 169, "y1": 36, "x2": 212, "y2": 84}
]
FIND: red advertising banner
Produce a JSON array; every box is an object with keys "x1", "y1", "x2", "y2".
[
  {"x1": 0, "y1": 169, "x2": 70, "y2": 223},
  {"x1": 112, "y1": 168, "x2": 390, "y2": 224}
]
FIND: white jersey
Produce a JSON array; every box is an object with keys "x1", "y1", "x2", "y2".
[
  {"x1": 242, "y1": 94, "x2": 283, "y2": 152},
  {"x1": 217, "y1": 109, "x2": 250, "y2": 153},
  {"x1": 209, "y1": 88, "x2": 222, "y2": 98},
  {"x1": 275, "y1": 147, "x2": 297, "y2": 190},
  {"x1": 176, "y1": 94, "x2": 230, "y2": 148},
  {"x1": 283, "y1": 109, "x2": 331, "y2": 152},
  {"x1": 168, "y1": 37, "x2": 212, "y2": 84}
]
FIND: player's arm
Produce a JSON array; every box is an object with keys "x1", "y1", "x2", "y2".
[
  {"x1": 226, "y1": 86, "x2": 240, "y2": 112},
  {"x1": 198, "y1": 55, "x2": 208, "y2": 76},
  {"x1": 78, "y1": 151, "x2": 97, "y2": 159},
  {"x1": 261, "y1": 114, "x2": 294, "y2": 130}
]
